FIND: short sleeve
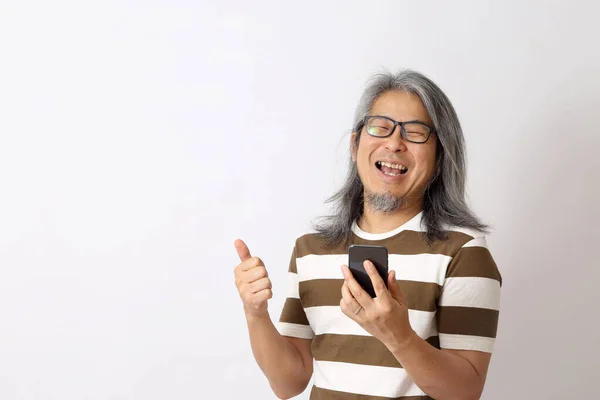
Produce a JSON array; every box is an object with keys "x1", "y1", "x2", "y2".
[
  {"x1": 437, "y1": 236, "x2": 502, "y2": 353},
  {"x1": 277, "y1": 246, "x2": 314, "y2": 339}
]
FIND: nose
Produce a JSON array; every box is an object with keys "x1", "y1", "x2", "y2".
[{"x1": 384, "y1": 125, "x2": 408, "y2": 153}]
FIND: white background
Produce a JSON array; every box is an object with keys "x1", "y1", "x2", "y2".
[{"x1": 1, "y1": 1, "x2": 599, "y2": 399}]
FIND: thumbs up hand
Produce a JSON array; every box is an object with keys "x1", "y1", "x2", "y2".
[{"x1": 234, "y1": 239, "x2": 273, "y2": 319}]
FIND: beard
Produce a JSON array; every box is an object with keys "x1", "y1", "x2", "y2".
[{"x1": 364, "y1": 189, "x2": 407, "y2": 214}]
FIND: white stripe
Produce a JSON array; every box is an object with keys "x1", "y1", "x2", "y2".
[
  {"x1": 444, "y1": 226, "x2": 483, "y2": 238},
  {"x1": 285, "y1": 272, "x2": 299, "y2": 299},
  {"x1": 296, "y1": 253, "x2": 451, "y2": 285},
  {"x1": 462, "y1": 236, "x2": 488, "y2": 248},
  {"x1": 313, "y1": 360, "x2": 427, "y2": 398},
  {"x1": 389, "y1": 254, "x2": 450, "y2": 285},
  {"x1": 296, "y1": 254, "x2": 346, "y2": 281},
  {"x1": 305, "y1": 306, "x2": 437, "y2": 339},
  {"x1": 439, "y1": 277, "x2": 501, "y2": 310},
  {"x1": 439, "y1": 333, "x2": 495, "y2": 353},
  {"x1": 351, "y1": 212, "x2": 425, "y2": 240},
  {"x1": 277, "y1": 322, "x2": 314, "y2": 339}
]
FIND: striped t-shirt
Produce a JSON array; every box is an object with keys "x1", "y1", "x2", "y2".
[{"x1": 277, "y1": 212, "x2": 502, "y2": 399}]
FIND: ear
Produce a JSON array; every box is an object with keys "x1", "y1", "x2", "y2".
[{"x1": 351, "y1": 132, "x2": 358, "y2": 162}]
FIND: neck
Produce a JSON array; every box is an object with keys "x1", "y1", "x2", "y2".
[{"x1": 357, "y1": 199, "x2": 423, "y2": 234}]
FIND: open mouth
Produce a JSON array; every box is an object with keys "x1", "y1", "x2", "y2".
[{"x1": 375, "y1": 161, "x2": 408, "y2": 176}]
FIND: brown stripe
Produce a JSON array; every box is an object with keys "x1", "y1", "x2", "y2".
[
  {"x1": 312, "y1": 334, "x2": 402, "y2": 368},
  {"x1": 295, "y1": 233, "x2": 347, "y2": 258},
  {"x1": 279, "y1": 298, "x2": 309, "y2": 325},
  {"x1": 310, "y1": 386, "x2": 432, "y2": 400},
  {"x1": 295, "y1": 229, "x2": 477, "y2": 259},
  {"x1": 288, "y1": 247, "x2": 298, "y2": 273},
  {"x1": 360, "y1": 230, "x2": 473, "y2": 257},
  {"x1": 446, "y1": 246, "x2": 502, "y2": 284},
  {"x1": 299, "y1": 279, "x2": 343, "y2": 307},
  {"x1": 437, "y1": 306, "x2": 499, "y2": 338},
  {"x1": 312, "y1": 334, "x2": 441, "y2": 368},
  {"x1": 400, "y1": 280, "x2": 440, "y2": 312},
  {"x1": 299, "y1": 279, "x2": 440, "y2": 312}
]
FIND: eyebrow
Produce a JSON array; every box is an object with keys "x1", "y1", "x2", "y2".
[{"x1": 371, "y1": 114, "x2": 433, "y2": 125}]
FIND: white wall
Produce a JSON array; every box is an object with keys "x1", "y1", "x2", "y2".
[{"x1": 1, "y1": 1, "x2": 599, "y2": 399}]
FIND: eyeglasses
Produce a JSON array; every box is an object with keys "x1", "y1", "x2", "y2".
[{"x1": 361, "y1": 115, "x2": 435, "y2": 143}]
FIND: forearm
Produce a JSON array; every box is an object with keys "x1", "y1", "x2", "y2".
[
  {"x1": 245, "y1": 313, "x2": 309, "y2": 398},
  {"x1": 389, "y1": 331, "x2": 484, "y2": 400}
]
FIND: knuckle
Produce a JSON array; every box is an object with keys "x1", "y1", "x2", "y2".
[
  {"x1": 247, "y1": 272, "x2": 259, "y2": 283},
  {"x1": 256, "y1": 278, "x2": 268, "y2": 289}
]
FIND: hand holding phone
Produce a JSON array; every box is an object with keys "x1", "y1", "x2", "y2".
[{"x1": 348, "y1": 245, "x2": 389, "y2": 298}]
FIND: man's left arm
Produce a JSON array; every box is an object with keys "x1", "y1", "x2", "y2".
[
  {"x1": 387, "y1": 330, "x2": 492, "y2": 400},
  {"x1": 340, "y1": 237, "x2": 502, "y2": 400}
]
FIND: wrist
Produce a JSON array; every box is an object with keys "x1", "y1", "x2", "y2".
[
  {"x1": 387, "y1": 328, "x2": 418, "y2": 354},
  {"x1": 244, "y1": 307, "x2": 271, "y2": 323}
]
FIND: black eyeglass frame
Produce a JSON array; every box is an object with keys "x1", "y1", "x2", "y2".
[{"x1": 360, "y1": 115, "x2": 436, "y2": 143}]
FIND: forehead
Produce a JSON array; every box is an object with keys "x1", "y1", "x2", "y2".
[{"x1": 370, "y1": 90, "x2": 431, "y2": 124}]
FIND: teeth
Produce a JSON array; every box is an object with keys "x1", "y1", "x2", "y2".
[{"x1": 378, "y1": 161, "x2": 407, "y2": 172}]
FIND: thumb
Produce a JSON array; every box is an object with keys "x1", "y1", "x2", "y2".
[
  {"x1": 234, "y1": 239, "x2": 252, "y2": 262},
  {"x1": 388, "y1": 270, "x2": 406, "y2": 304}
]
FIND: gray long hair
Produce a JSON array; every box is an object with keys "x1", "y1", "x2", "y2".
[{"x1": 313, "y1": 69, "x2": 488, "y2": 247}]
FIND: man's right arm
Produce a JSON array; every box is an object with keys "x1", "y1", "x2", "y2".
[
  {"x1": 234, "y1": 239, "x2": 313, "y2": 399},
  {"x1": 245, "y1": 314, "x2": 313, "y2": 399}
]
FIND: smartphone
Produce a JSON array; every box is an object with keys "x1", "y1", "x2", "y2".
[{"x1": 348, "y1": 245, "x2": 389, "y2": 298}]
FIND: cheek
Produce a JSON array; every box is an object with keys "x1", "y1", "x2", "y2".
[
  {"x1": 414, "y1": 148, "x2": 437, "y2": 176},
  {"x1": 357, "y1": 139, "x2": 378, "y2": 171}
]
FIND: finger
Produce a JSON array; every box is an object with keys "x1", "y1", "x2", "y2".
[
  {"x1": 340, "y1": 281, "x2": 362, "y2": 316},
  {"x1": 341, "y1": 265, "x2": 372, "y2": 309},
  {"x1": 237, "y1": 256, "x2": 265, "y2": 273},
  {"x1": 249, "y1": 277, "x2": 272, "y2": 294},
  {"x1": 253, "y1": 288, "x2": 273, "y2": 303},
  {"x1": 388, "y1": 270, "x2": 407, "y2": 304},
  {"x1": 364, "y1": 260, "x2": 389, "y2": 298},
  {"x1": 244, "y1": 265, "x2": 268, "y2": 282},
  {"x1": 234, "y1": 239, "x2": 252, "y2": 262}
]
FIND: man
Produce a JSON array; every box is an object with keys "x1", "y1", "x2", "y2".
[{"x1": 234, "y1": 69, "x2": 502, "y2": 400}]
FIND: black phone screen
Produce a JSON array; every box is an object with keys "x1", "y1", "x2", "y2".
[{"x1": 348, "y1": 245, "x2": 389, "y2": 298}]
